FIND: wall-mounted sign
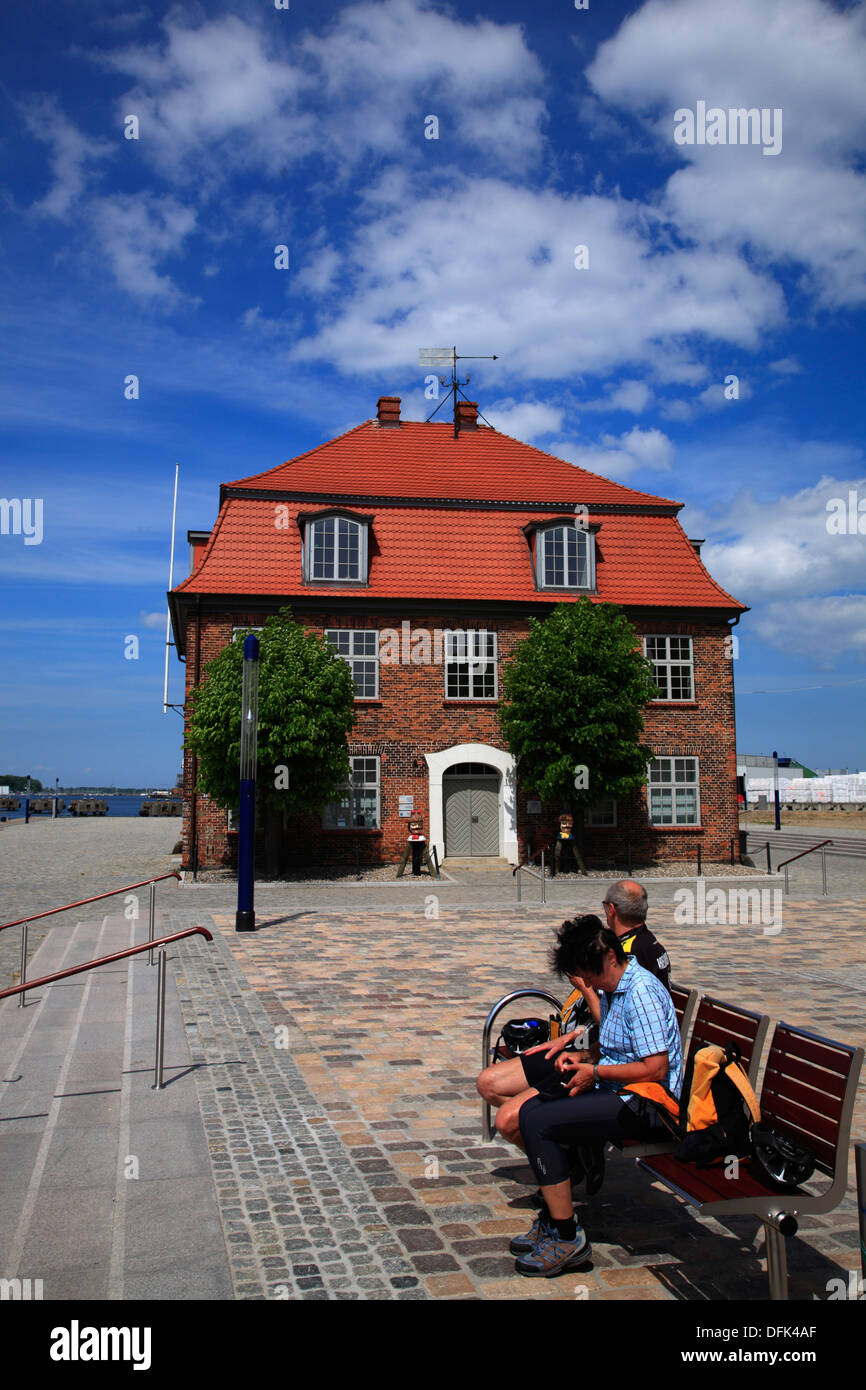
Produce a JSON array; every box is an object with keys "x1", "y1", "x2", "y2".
[
  {"x1": 527, "y1": 800, "x2": 542, "y2": 815},
  {"x1": 398, "y1": 795, "x2": 414, "y2": 817}
]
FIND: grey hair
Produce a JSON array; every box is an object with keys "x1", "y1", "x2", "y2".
[{"x1": 603, "y1": 880, "x2": 647, "y2": 924}]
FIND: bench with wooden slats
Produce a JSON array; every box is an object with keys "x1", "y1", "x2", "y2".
[{"x1": 638, "y1": 1021, "x2": 864, "y2": 1300}]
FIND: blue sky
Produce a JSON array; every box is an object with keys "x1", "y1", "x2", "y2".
[{"x1": 1, "y1": 0, "x2": 864, "y2": 785}]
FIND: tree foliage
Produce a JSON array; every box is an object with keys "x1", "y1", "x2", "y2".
[
  {"x1": 185, "y1": 607, "x2": 356, "y2": 815},
  {"x1": 499, "y1": 600, "x2": 658, "y2": 812}
]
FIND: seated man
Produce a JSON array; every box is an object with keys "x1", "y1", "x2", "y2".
[
  {"x1": 476, "y1": 880, "x2": 670, "y2": 1147},
  {"x1": 511, "y1": 918, "x2": 683, "y2": 1276}
]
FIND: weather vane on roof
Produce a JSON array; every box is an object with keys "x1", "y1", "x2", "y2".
[{"x1": 418, "y1": 346, "x2": 498, "y2": 438}]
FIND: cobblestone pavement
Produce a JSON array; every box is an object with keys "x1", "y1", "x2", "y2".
[{"x1": 163, "y1": 896, "x2": 866, "y2": 1302}]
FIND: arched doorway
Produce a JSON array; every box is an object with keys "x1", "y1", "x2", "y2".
[{"x1": 443, "y1": 762, "x2": 500, "y2": 857}]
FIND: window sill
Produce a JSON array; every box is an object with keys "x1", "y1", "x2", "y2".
[
  {"x1": 650, "y1": 700, "x2": 697, "y2": 707},
  {"x1": 648, "y1": 823, "x2": 703, "y2": 832},
  {"x1": 443, "y1": 699, "x2": 499, "y2": 706},
  {"x1": 354, "y1": 699, "x2": 382, "y2": 706}
]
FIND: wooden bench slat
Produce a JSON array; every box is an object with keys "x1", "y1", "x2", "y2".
[
  {"x1": 762, "y1": 1051, "x2": 848, "y2": 1102},
  {"x1": 641, "y1": 1153, "x2": 803, "y2": 1204},
  {"x1": 770, "y1": 1027, "x2": 853, "y2": 1075},
  {"x1": 694, "y1": 998, "x2": 764, "y2": 1031},
  {"x1": 689, "y1": 1018, "x2": 759, "y2": 1059},
  {"x1": 761, "y1": 1062, "x2": 846, "y2": 1115}
]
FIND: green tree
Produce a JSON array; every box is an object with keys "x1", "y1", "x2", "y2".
[
  {"x1": 499, "y1": 600, "x2": 659, "y2": 873},
  {"x1": 186, "y1": 608, "x2": 356, "y2": 874},
  {"x1": 1, "y1": 774, "x2": 42, "y2": 793}
]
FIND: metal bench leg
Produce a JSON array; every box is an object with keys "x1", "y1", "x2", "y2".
[{"x1": 764, "y1": 1220, "x2": 789, "y2": 1301}]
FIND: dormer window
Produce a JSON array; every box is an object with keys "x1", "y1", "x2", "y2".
[
  {"x1": 301, "y1": 511, "x2": 371, "y2": 585},
  {"x1": 534, "y1": 522, "x2": 596, "y2": 590}
]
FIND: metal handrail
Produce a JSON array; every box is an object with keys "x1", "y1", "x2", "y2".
[
  {"x1": 0, "y1": 872, "x2": 181, "y2": 933},
  {"x1": 0, "y1": 927, "x2": 213, "y2": 1088},
  {"x1": 0, "y1": 928, "x2": 212, "y2": 1000},
  {"x1": 776, "y1": 839, "x2": 833, "y2": 870},
  {"x1": 776, "y1": 840, "x2": 833, "y2": 895}
]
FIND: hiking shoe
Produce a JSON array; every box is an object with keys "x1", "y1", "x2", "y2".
[
  {"x1": 514, "y1": 1224, "x2": 591, "y2": 1278},
  {"x1": 509, "y1": 1208, "x2": 550, "y2": 1255}
]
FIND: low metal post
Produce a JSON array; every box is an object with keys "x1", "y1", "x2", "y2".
[
  {"x1": 147, "y1": 880, "x2": 156, "y2": 965},
  {"x1": 697, "y1": 844, "x2": 702, "y2": 877},
  {"x1": 24, "y1": 798, "x2": 30, "y2": 825},
  {"x1": 541, "y1": 851, "x2": 546, "y2": 904},
  {"x1": 18, "y1": 922, "x2": 28, "y2": 1008},
  {"x1": 516, "y1": 865, "x2": 522, "y2": 903},
  {"x1": 153, "y1": 950, "x2": 167, "y2": 1089},
  {"x1": 432, "y1": 845, "x2": 440, "y2": 880},
  {"x1": 784, "y1": 864, "x2": 789, "y2": 894},
  {"x1": 856, "y1": 1142, "x2": 866, "y2": 1291},
  {"x1": 821, "y1": 845, "x2": 828, "y2": 896},
  {"x1": 766, "y1": 842, "x2": 771, "y2": 874}
]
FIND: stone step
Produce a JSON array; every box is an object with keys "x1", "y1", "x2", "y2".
[
  {"x1": 440, "y1": 857, "x2": 512, "y2": 871},
  {"x1": 0, "y1": 913, "x2": 232, "y2": 1300}
]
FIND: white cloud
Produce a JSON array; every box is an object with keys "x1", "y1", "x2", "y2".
[
  {"x1": 89, "y1": 193, "x2": 198, "y2": 302},
  {"x1": 769, "y1": 357, "x2": 803, "y2": 374},
  {"x1": 751, "y1": 596, "x2": 866, "y2": 664},
  {"x1": 698, "y1": 476, "x2": 866, "y2": 606},
  {"x1": 22, "y1": 96, "x2": 112, "y2": 219},
  {"x1": 483, "y1": 399, "x2": 565, "y2": 441},
  {"x1": 99, "y1": 2, "x2": 545, "y2": 185},
  {"x1": 600, "y1": 425, "x2": 675, "y2": 471},
  {"x1": 579, "y1": 379, "x2": 653, "y2": 414},
  {"x1": 545, "y1": 425, "x2": 676, "y2": 482},
  {"x1": 588, "y1": 0, "x2": 866, "y2": 308},
  {"x1": 290, "y1": 173, "x2": 785, "y2": 380},
  {"x1": 138, "y1": 610, "x2": 167, "y2": 629}
]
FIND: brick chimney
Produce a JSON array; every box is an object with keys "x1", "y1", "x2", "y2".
[
  {"x1": 456, "y1": 399, "x2": 478, "y2": 431},
  {"x1": 376, "y1": 396, "x2": 401, "y2": 427}
]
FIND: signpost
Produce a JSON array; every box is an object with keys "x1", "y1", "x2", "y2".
[{"x1": 236, "y1": 634, "x2": 260, "y2": 932}]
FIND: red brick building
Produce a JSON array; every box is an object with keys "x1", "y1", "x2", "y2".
[{"x1": 169, "y1": 395, "x2": 746, "y2": 872}]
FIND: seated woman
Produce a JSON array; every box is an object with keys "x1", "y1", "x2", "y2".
[{"x1": 510, "y1": 916, "x2": 683, "y2": 1277}]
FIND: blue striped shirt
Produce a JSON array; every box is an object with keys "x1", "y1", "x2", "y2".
[{"x1": 598, "y1": 956, "x2": 683, "y2": 1099}]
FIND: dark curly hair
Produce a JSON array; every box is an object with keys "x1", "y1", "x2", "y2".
[{"x1": 550, "y1": 914, "x2": 626, "y2": 978}]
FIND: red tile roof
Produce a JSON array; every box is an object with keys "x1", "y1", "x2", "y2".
[
  {"x1": 222, "y1": 420, "x2": 680, "y2": 508},
  {"x1": 175, "y1": 416, "x2": 744, "y2": 612}
]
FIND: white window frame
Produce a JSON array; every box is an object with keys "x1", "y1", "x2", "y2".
[
  {"x1": 586, "y1": 796, "x2": 617, "y2": 828},
  {"x1": 644, "y1": 635, "x2": 694, "y2": 701},
  {"x1": 322, "y1": 756, "x2": 380, "y2": 830},
  {"x1": 444, "y1": 629, "x2": 497, "y2": 700},
  {"x1": 325, "y1": 629, "x2": 379, "y2": 699},
  {"x1": 232, "y1": 626, "x2": 264, "y2": 639},
  {"x1": 648, "y1": 757, "x2": 700, "y2": 826},
  {"x1": 304, "y1": 515, "x2": 368, "y2": 584},
  {"x1": 537, "y1": 524, "x2": 595, "y2": 590}
]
